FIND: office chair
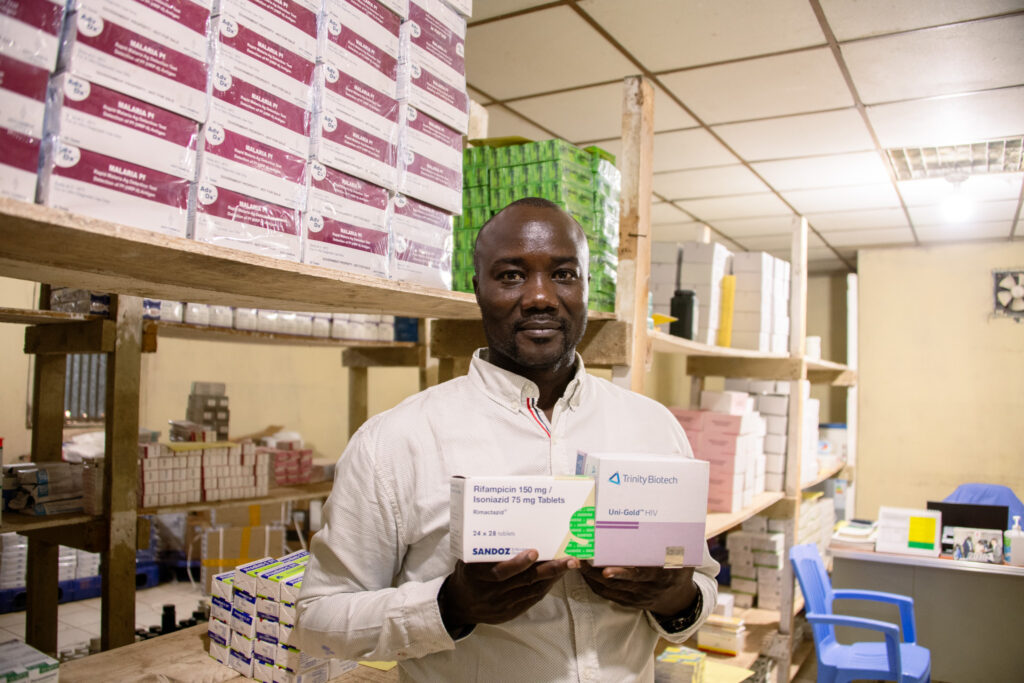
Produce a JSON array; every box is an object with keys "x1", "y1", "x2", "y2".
[{"x1": 789, "y1": 544, "x2": 931, "y2": 683}]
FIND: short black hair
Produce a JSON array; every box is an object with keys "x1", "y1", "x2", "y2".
[{"x1": 472, "y1": 197, "x2": 583, "y2": 275}]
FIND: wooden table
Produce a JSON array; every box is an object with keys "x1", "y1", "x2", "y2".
[{"x1": 59, "y1": 625, "x2": 399, "y2": 683}]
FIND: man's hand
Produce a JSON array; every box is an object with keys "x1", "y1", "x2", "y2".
[
  {"x1": 579, "y1": 563, "x2": 698, "y2": 618},
  {"x1": 438, "y1": 550, "x2": 578, "y2": 632}
]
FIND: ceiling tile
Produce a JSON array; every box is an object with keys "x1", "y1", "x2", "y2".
[
  {"x1": 650, "y1": 202, "x2": 692, "y2": 225},
  {"x1": 819, "y1": 0, "x2": 1024, "y2": 41},
  {"x1": 483, "y1": 104, "x2": 554, "y2": 140},
  {"x1": 898, "y1": 173, "x2": 1024, "y2": 205},
  {"x1": 908, "y1": 199, "x2": 1021, "y2": 226},
  {"x1": 466, "y1": 6, "x2": 637, "y2": 100},
  {"x1": 752, "y1": 152, "x2": 891, "y2": 190},
  {"x1": 467, "y1": 86, "x2": 493, "y2": 105},
  {"x1": 818, "y1": 227, "x2": 916, "y2": 247},
  {"x1": 652, "y1": 129, "x2": 737, "y2": 172},
  {"x1": 868, "y1": 86, "x2": 1024, "y2": 148},
  {"x1": 712, "y1": 109, "x2": 874, "y2": 161},
  {"x1": 652, "y1": 84, "x2": 698, "y2": 132},
  {"x1": 591, "y1": 138, "x2": 622, "y2": 160},
  {"x1": 652, "y1": 165, "x2": 770, "y2": 200},
  {"x1": 780, "y1": 184, "x2": 901, "y2": 213},
  {"x1": 578, "y1": 0, "x2": 824, "y2": 72},
  {"x1": 915, "y1": 221, "x2": 1016, "y2": 242},
  {"x1": 508, "y1": 83, "x2": 623, "y2": 142},
  {"x1": 841, "y1": 16, "x2": 1024, "y2": 105},
  {"x1": 658, "y1": 48, "x2": 853, "y2": 124},
  {"x1": 709, "y1": 215, "x2": 802, "y2": 238},
  {"x1": 650, "y1": 222, "x2": 706, "y2": 243},
  {"x1": 806, "y1": 208, "x2": 909, "y2": 231},
  {"x1": 469, "y1": 1, "x2": 555, "y2": 22},
  {"x1": 676, "y1": 193, "x2": 793, "y2": 221},
  {"x1": 739, "y1": 233, "x2": 807, "y2": 250}
]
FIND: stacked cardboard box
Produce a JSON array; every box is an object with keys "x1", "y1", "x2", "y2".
[
  {"x1": 186, "y1": 382, "x2": 230, "y2": 442},
  {"x1": 262, "y1": 447, "x2": 314, "y2": 486},
  {"x1": 5, "y1": 462, "x2": 84, "y2": 516},
  {"x1": 730, "y1": 252, "x2": 774, "y2": 352},
  {"x1": 772, "y1": 258, "x2": 792, "y2": 354},
  {"x1": 678, "y1": 242, "x2": 731, "y2": 345},
  {"x1": 388, "y1": 192, "x2": 454, "y2": 289},
  {"x1": 0, "y1": 533, "x2": 27, "y2": 589},
  {"x1": 138, "y1": 441, "x2": 268, "y2": 507},
  {"x1": 726, "y1": 523, "x2": 787, "y2": 610},
  {"x1": 0, "y1": 640, "x2": 60, "y2": 683}
]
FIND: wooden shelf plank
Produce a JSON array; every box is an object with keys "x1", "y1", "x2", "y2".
[
  {"x1": 149, "y1": 321, "x2": 418, "y2": 349},
  {"x1": 0, "y1": 512, "x2": 98, "y2": 534},
  {"x1": 137, "y1": 481, "x2": 333, "y2": 516},
  {"x1": 650, "y1": 330, "x2": 789, "y2": 360},
  {"x1": 0, "y1": 198, "x2": 479, "y2": 319},
  {"x1": 800, "y1": 461, "x2": 847, "y2": 490},
  {"x1": 0, "y1": 307, "x2": 96, "y2": 325},
  {"x1": 705, "y1": 492, "x2": 786, "y2": 539}
]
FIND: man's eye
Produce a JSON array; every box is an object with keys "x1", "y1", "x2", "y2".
[
  {"x1": 498, "y1": 271, "x2": 525, "y2": 282},
  {"x1": 553, "y1": 270, "x2": 578, "y2": 281}
]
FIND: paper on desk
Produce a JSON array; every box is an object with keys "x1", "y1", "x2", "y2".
[
  {"x1": 360, "y1": 661, "x2": 398, "y2": 671},
  {"x1": 704, "y1": 659, "x2": 755, "y2": 683}
]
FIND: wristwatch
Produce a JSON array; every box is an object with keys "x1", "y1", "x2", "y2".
[{"x1": 655, "y1": 589, "x2": 704, "y2": 634}]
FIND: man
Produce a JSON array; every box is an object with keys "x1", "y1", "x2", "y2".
[{"x1": 294, "y1": 198, "x2": 719, "y2": 681}]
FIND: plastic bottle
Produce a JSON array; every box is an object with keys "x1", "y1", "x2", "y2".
[{"x1": 1005, "y1": 515, "x2": 1024, "y2": 567}]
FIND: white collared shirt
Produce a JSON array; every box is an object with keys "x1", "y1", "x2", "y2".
[{"x1": 294, "y1": 351, "x2": 719, "y2": 682}]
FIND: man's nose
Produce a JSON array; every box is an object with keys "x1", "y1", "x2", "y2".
[{"x1": 521, "y1": 273, "x2": 557, "y2": 310}]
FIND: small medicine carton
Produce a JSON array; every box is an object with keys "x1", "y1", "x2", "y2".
[
  {"x1": 578, "y1": 453, "x2": 709, "y2": 567},
  {"x1": 450, "y1": 476, "x2": 595, "y2": 562}
]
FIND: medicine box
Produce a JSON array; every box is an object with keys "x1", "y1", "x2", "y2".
[
  {"x1": 700, "y1": 391, "x2": 753, "y2": 416},
  {"x1": 0, "y1": 127, "x2": 41, "y2": 202},
  {"x1": 581, "y1": 453, "x2": 709, "y2": 567},
  {"x1": 0, "y1": 0, "x2": 65, "y2": 72},
  {"x1": 1, "y1": 53, "x2": 49, "y2": 138},
  {"x1": 320, "y1": 0, "x2": 401, "y2": 99},
  {"x1": 450, "y1": 476, "x2": 595, "y2": 562}
]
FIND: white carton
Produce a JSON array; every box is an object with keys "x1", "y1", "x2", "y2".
[
  {"x1": 0, "y1": 0, "x2": 66, "y2": 70},
  {"x1": 0, "y1": 53, "x2": 49, "y2": 137},
  {"x1": 311, "y1": 108, "x2": 397, "y2": 190},
  {"x1": 207, "y1": 616, "x2": 231, "y2": 647},
  {"x1": 211, "y1": 14, "x2": 315, "y2": 110},
  {"x1": 681, "y1": 240, "x2": 731, "y2": 265},
  {"x1": 303, "y1": 162, "x2": 390, "y2": 277},
  {"x1": 61, "y1": 8, "x2": 209, "y2": 121},
  {"x1": 199, "y1": 123, "x2": 307, "y2": 209},
  {"x1": 377, "y1": 0, "x2": 408, "y2": 18},
  {"x1": 46, "y1": 74, "x2": 200, "y2": 180},
  {"x1": 0, "y1": 639, "x2": 60, "y2": 682},
  {"x1": 208, "y1": 61, "x2": 311, "y2": 156},
  {"x1": 315, "y1": 62, "x2": 400, "y2": 140},
  {"x1": 579, "y1": 453, "x2": 709, "y2": 567},
  {"x1": 388, "y1": 193, "x2": 452, "y2": 289},
  {"x1": 396, "y1": 55, "x2": 468, "y2": 134},
  {"x1": 320, "y1": 0, "x2": 400, "y2": 98},
  {"x1": 75, "y1": 0, "x2": 211, "y2": 61},
  {"x1": 0, "y1": 126, "x2": 40, "y2": 202},
  {"x1": 700, "y1": 390, "x2": 753, "y2": 415},
  {"x1": 39, "y1": 140, "x2": 191, "y2": 237},
  {"x1": 397, "y1": 105, "x2": 462, "y2": 214},
  {"x1": 449, "y1": 475, "x2": 596, "y2": 562},
  {"x1": 402, "y1": 0, "x2": 466, "y2": 90},
  {"x1": 445, "y1": 0, "x2": 471, "y2": 17},
  {"x1": 193, "y1": 182, "x2": 302, "y2": 262},
  {"x1": 216, "y1": 0, "x2": 319, "y2": 62}
]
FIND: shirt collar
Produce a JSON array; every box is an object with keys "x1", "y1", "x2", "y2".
[{"x1": 469, "y1": 349, "x2": 587, "y2": 413}]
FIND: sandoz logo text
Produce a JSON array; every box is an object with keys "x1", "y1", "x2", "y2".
[{"x1": 472, "y1": 547, "x2": 510, "y2": 556}]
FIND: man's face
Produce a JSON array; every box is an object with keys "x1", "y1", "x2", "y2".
[{"x1": 473, "y1": 205, "x2": 589, "y2": 373}]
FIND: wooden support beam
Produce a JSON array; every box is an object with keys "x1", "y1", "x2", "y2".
[
  {"x1": 25, "y1": 538, "x2": 58, "y2": 656},
  {"x1": 614, "y1": 75, "x2": 655, "y2": 392},
  {"x1": 101, "y1": 294, "x2": 142, "y2": 651},
  {"x1": 23, "y1": 519, "x2": 109, "y2": 554},
  {"x1": 686, "y1": 356, "x2": 803, "y2": 381},
  {"x1": 24, "y1": 318, "x2": 115, "y2": 354},
  {"x1": 342, "y1": 346, "x2": 422, "y2": 368},
  {"x1": 30, "y1": 353, "x2": 66, "y2": 462},
  {"x1": 807, "y1": 368, "x2": 857, "y2": 386},
  {"x1": 348, "y1": 366, "x2": 368, "y2": 438}
]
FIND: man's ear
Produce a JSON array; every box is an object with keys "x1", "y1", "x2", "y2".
[{"x1": 472, "y1": 275, "x2": 479, "y2": 297}]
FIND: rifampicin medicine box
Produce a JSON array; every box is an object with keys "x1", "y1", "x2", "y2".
[{"x1": 450, "y1": 476, "x2": 595, "y2": 562}]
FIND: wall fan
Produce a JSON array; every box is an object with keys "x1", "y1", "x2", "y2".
[{"x1": 994, "y1": 270, "x2": 1024, "y2": 319}]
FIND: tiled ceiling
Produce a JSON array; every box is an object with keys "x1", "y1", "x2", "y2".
[{"x1": 465, "y1": 0, "x2": 1024, "y2": 273}]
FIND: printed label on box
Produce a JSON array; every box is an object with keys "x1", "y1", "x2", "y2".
[
  {"x1": 0, "y1": 52, "x2": 49, "y2": 137},
  {"x1": 303, "y1": 213, "x2": 389, "y2": 278},
  {"x1": 328, "y1": 0, "x2": 400, "y2": 58},
  {"x1": 322, "y1": 19, "x2": 398, "y2": 97},
  {"x1": 317, "y1": 63, "x2": 399, "y2": 139},
  {"x1": 79, "y1": 0, "x2": 211, "y2": 61},
  {"x1": 0, "y1": 0, "x2": 65, "y2": 70},
  {"x1": 390, "y1": 232, "x2": 451, "y2": 289},
  {"x1": 217, "y1": 0, "x2": 319, "y2": 62},
  {"x1": 307, "y1": 161, "x2": 388, "y2": 230},
  {"x1": 0, "y1": 126, "x2": 40, "y2": 202},
  {"x1": 399, "y1": 60, "x2": 468, "y2": 133},
  {"x1": 313, "y1": 112, "x2": 397, "y2": 190},
  {"x1": 193, "y1": 182, "x2": 302, "y2": 262},
  {"x1": 213, "y1": 15, "x2": 315, "y2": 109},
  {"x1": 200, "y1": 123, "x2": 307, "y2": 209},
  {"x1": 209, "y1": 63, "x2": 311, "y2": 156},
  {"x1": 405, "y1": 0, "x2": 465, "y2": 88}
]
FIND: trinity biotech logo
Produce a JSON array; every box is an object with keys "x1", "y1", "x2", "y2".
[{"x1": 608, "y1": 472, "x2": 621, "y2": 485}]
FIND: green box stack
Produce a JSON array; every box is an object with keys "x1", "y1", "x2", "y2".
[{"x1": 455, "y1": 140, "x2": 621, "y2": 312}]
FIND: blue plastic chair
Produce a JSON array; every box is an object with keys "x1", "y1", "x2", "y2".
[{"x1": 790, "y1": 544, "x2": 931, "y2": 683}]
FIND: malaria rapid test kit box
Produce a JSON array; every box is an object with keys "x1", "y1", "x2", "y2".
[
  {"x1": 397, "y1": 104, "x2": 462, "y2": 214},
  {"x1": 303, "y1": 161, "x2": 390, "y2": 277},
  {"x1": 192, "y1": 181, "x2": 302, "y2": 261},
  {"x1": 1, "y1": 0, "x2": 66, "y2": 72},
  {"x1": 320, "y1": 0, "x2": 401, "y2": 99},
  {"x1": 387, "y1": 193, "x2": 453, "y2": 289},
  {"x1": 0, "y1": 52, "x2": 49, "y2": 138},
  {"x1": 397, "y1": 0, "x2": 468, "y2": 133}
]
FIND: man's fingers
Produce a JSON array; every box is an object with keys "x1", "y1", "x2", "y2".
[
  {"x1": 532, "y1": 557, "x2": 578, "y2": 582},
  {"x1": 487, "y1": 549, "x2": 539, "y2": 582}
]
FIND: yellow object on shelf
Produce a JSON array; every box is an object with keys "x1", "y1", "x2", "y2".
[{"x1": 716, "y1": 275, "x2": 736, "y2": 347}]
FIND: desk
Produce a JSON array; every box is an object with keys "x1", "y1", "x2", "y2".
[{"x1": 830, "y1": 547, "x2": 1024, "y2": 683}]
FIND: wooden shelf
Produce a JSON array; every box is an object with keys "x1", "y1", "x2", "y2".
[
  {"x1": 705, "y1": 491, "x2": 786, "y2": 539},
  {"x1": 691, "y1": 603, "x2": 811, "y2": 677},
  {"x1": 0, "y1": 198, "x2": 479, "y2": 319},
  {"x1": 650, "y1": 330, "x2": 789, "y2": 360},
  {"x1": 0, "y1": 307, "x2": 97, "y2": 326},
  {"x1": 137, "y1": 481, "x2": 333, "y2": 516},
  {"x1": 0, "y1": 511, "x2": 98, "y2": 534},
  {"x1": 146, "y1": 321, "x2": 418, "y2": 350},
  {"x1": 806, "y1": 357, "x2": 856, "y2": 386},
  {"x1": 800, "y1": 461, "x2": 847, "y2": 490}
]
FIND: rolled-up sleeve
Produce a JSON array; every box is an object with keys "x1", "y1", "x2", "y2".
[{"x1": 292, "y1": 419, "x2": 455, "y2": 662}]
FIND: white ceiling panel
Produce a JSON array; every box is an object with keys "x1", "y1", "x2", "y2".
[
  {"x1": 806, "y1": 208, "x2": 909, "y2": 231},
  {"x1": 650, "y1": 202, "x2": 692, "y2": 225},
  {"x1": 740, "y1": 233, "x2": 822, "y2": 251},
  {"x1": 650, "y1": 222, "x2": 706, "y2": 243},
  {"x1": 781, "y1": 184, "x2": 901, "y2": 214},
  {"x1": 908, "y1": 199, "x2": 1021, "y2": 226},
  {"x1": 579, "y1": 0, "x2": 824, "y2": 72},
  {"x1": 868, "y1": 87, "x2": 1024, "y2": 148},
  {"x1": 652, "y1": 84, "x2": 698, "y2": 132},
  {"x1": 483, "y1": 104, "x2": 554, "y2": 140},
  {"x1": 915, "y1": 221, "x2": 1016, "y2": 242},
  {"x1": 676, "y1": 193, "x2": 793, "y2": 221},
  {"x1": 752, "y1": 152, "x2": 891, "y2": 190},
  {"x1": 591, "y1": 138, "x2": 622, "y2": 160},
  {"x1": 508, "y1": 83, "x2": 623, "y2": 143},
  {"x1": 709, "y1": 216, "x2": 802, "y2": 238},
  {"x1": 469, "y1": 1, "x2": 554, "y2": 22},
  {"x1": 820, "y1": 0, "x2": 1024, "y2": 41},
  {"x1": 712, "y1": 109, "x2": 875, "y2": 161},
  {"x1": 841, "y1": 16, "x2": 1024, "y2": 105},
  {"x1": 466, "y1": 6, "x2": 637, "y2": 99},
  {"x1": 652, "y1": 165, "x2": 770, "y2": 201},
  {"x1": 651, "y1": 129, "x2": 737, "y2": 172},
  {"x1": 898, "y1": 173, "x2": 1024, "y2": 206},
  {"x1": 467, "y1": 86, "x2": 492, "y2": 105},
  {"x1": 658, "y1": 49, "x2": 853, "y2": 125},
  {"x1": 819, "y1": 227, "x2": 916, "y2": 247}
]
